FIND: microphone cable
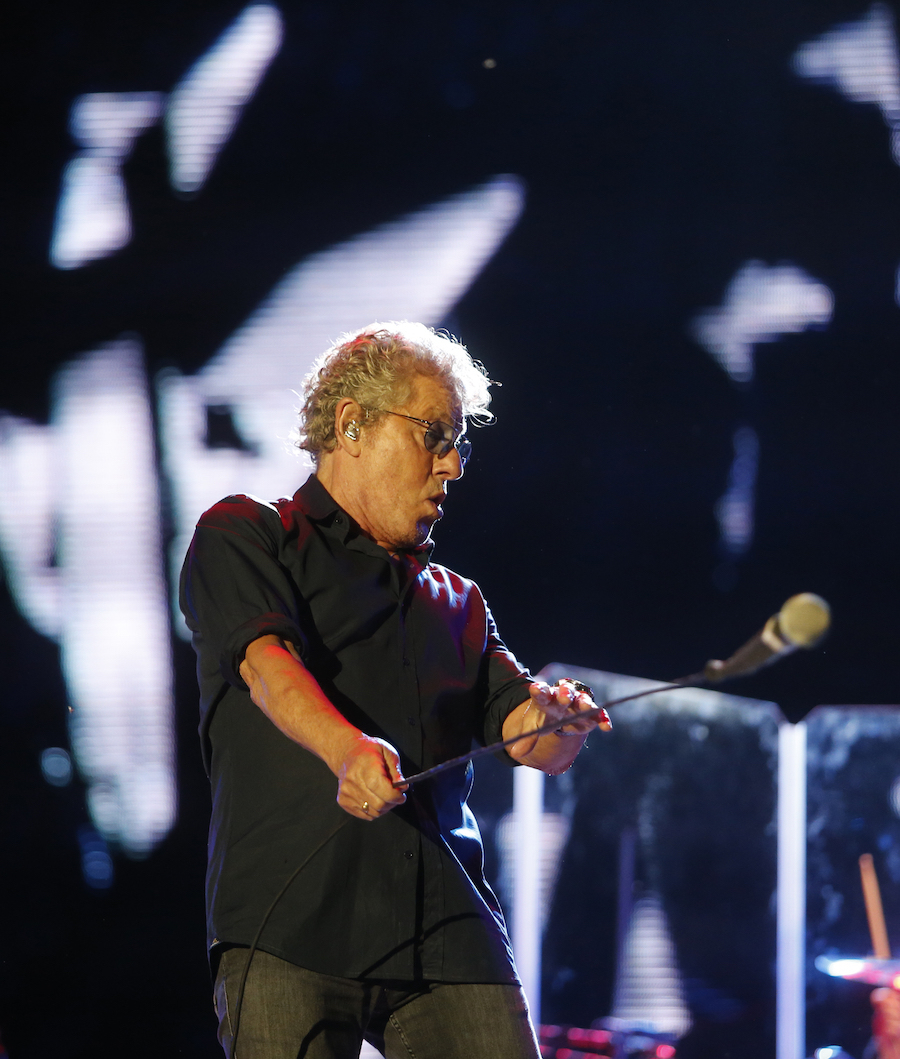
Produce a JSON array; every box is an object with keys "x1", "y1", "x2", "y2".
[{"x1": 228, "y1": 814, "x2": 351, "y2": 1056}]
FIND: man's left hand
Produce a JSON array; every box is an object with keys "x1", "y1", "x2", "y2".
[
  {"x1": 501, "y1": 678, "x2": 611, "y2": 775},
  {"x1": 526, "y1": 679, "x2": 612, "y2": 736}
]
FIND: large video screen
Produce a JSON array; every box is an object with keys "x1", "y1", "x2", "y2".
[{"x1": 2, "y1": 3, "x2": 899, "y2": 1055}]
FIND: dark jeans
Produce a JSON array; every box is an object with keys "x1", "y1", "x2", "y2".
[{"x1": 214, "y1": 947, "x2": 541, "y2": 1059}]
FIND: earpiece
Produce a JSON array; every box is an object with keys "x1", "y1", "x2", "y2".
[{"x1": 344, "y1": 421, "x2": 360, "y2": 441}]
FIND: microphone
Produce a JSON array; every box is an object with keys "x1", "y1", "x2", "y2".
[
  {"x1": 703, "y1": 592, "x2": 830, "y2": 683},
  {"x1": 396, "y1": 593, "x2": 833, "y2": 789}
]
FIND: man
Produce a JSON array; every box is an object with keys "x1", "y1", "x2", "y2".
[{"x1": 180, "y1": 322, "x2": 610, "y2": 1059}]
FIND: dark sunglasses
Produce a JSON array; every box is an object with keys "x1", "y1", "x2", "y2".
[{"x1": 380, "y1": 410, "x2": 471, "y2": 464}]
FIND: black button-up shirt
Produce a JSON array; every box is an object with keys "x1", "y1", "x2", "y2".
[{"x1": 180, "y1": 475, "x2": 533, "y2": 982}]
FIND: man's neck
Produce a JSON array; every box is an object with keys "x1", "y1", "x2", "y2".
[{"x1": 314, "y1": 460, "x2": 396, "y2": 555}]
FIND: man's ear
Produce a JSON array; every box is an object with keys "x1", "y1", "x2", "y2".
[{"x1": 334, "y1": 399, "x2": 365, "y2": 455}]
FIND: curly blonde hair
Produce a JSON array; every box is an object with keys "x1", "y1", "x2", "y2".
[{"x1": 297, "y1": 322, "x2": 494, "y2": 462}]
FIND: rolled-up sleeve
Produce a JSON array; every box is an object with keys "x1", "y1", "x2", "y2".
[{"x1": 180, "y1": 496, "x2": 310, "y2": 690}]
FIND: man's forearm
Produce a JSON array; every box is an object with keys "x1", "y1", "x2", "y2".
[
  {"x1": 239, "y1": 634, "x2": 362, "y2": 776},
  {"x1": 238, "y1": 633, "x2": 408, "y2": 820}
]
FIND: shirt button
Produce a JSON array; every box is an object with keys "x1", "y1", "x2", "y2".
[
  {"x1": 334, "y1": 515, "x2": 343, "y2": 525},
  {"x1": 404, "y1": 850, "x2": 414, "y2": 860},
  {"x1": 407, "y1": 716, "x2": 416, "y2": 726},
  {"x1": 402, "y1": 657, "x2": 410, "y2": 667}
]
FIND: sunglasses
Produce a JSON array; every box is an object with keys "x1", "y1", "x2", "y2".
[{"x1": 380, "y1": 410, "x2": 471, "y2": 465}]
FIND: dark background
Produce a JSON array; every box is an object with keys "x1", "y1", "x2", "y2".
[{"x1": 1, "y1": 1, "x2": 898, "y2": 1055}]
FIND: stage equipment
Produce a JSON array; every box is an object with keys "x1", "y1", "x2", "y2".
[
  {"x1": 817, "y1": 873, "x2": 894, "y2": 981},
  {"x1": 538, "y1": 1021, "x2": 677, "y2": 1058},
  {"x1": 860, "y1": 852, "x2": 893, "y2": 962},
  {"x1": 813, "y1": 853, "x2": 900, "y2": 1059},
  {"x1": 816, "y1": 852, "x2": 895, "y2": 987}
]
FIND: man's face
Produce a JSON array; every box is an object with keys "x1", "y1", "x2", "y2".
[{"x1": 353, "y1": 373, "x2": 465, "y2": 553}]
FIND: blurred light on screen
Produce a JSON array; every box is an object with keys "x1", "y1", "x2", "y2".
[
  {"x1": 816, "y1": 957, "x2": 865, "y2": 977},
  {"x1": 40, "y1": 747, "x2": 73, "y2": 787},
  {"x1": 8, "y1": 163, "x2": 522, "y2": 856},
  {"x1": 495, "y1": 810, "x2": 570, "y2": 932},
  {"x1": 78, "y1": 825, "x2": 114, "y2": 889},
  {"x1": 715, "y1": 426, "x2": 759, "y2": 557},
  {"x1": 611, "y1": 894, "x2": 691, "y2": 1038},
  {"x1": 793, "y1": 3, "x2": 900, "y2": 164},
  {"x1": 50, "y1": 93, "x2": 164, "y2": 270},
  {"x1": 166, "y1": 3, "x2": 283, "y2": 193},
  {"x1": 0, "y1": 340, "x2": 175, "y2": 855},
  {"x1": 158, "y1": 174, "x2": 525, "y2": 633},
  {"x1": 692, "y1": 261, "x2": 833, "y2": 382},
  {"x1": 0, "y1": 416, "x2": 61, "y2": 637}
]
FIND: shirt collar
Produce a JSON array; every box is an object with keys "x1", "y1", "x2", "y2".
[
  {"x1": 295, "y1": 474, "x2": 435, "y2": 565},
  {"x1": 295, "y1": 473, "x2": 342, "y2": 521}
]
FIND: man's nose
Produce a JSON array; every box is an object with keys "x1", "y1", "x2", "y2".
[{"x1": 436, "y1": 445, "x2": 465, "y2": 480}]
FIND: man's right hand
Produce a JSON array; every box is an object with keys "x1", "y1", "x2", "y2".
[
  {"x1": 240, "y1": 635, "x2": 407, "y2": 820},
  {"x1": 336, "y1": 734, "x2": 408, "y2": 820}
]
